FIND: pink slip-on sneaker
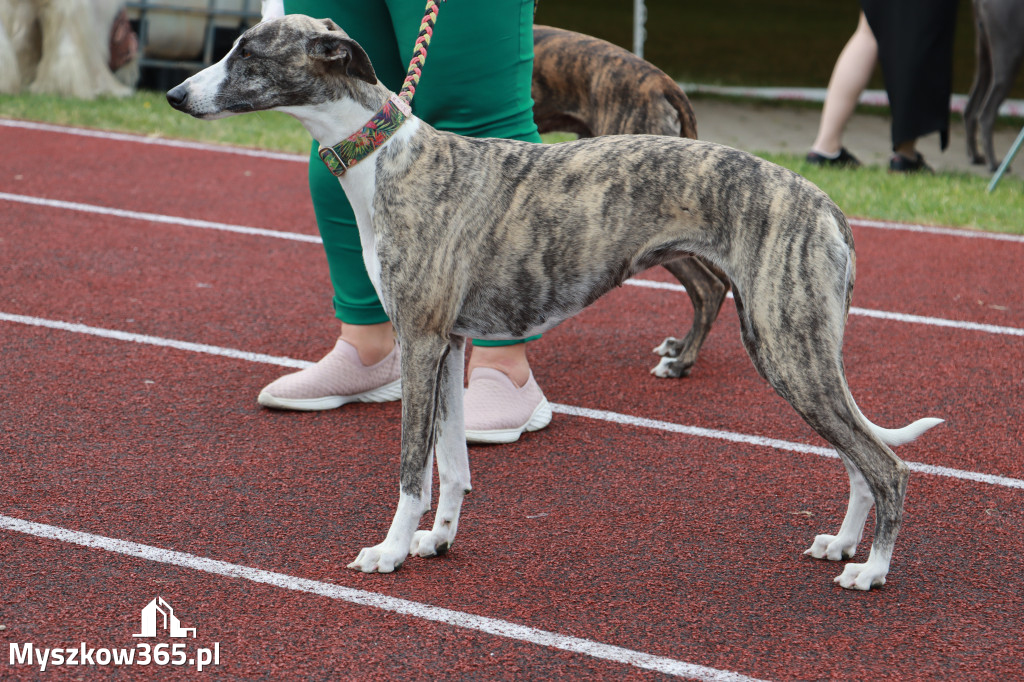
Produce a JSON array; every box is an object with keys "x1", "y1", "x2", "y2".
[
  {"x1": 464, "y1": 367, "x2": 552, "y2": 444},
  {"x1": 257, "y1": 338, "x2": 401, "y2": 411}
]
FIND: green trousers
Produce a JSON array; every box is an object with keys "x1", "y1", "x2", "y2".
[{"x1": 284, "y1": 0, "x2": 541, "y2": 346}]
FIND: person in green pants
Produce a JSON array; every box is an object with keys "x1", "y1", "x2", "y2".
[{"x1": 256, "y1": 0, "x2": 552, "y2": 444}]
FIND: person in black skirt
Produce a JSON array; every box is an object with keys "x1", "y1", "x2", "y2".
[{"x1": 808, "y1": 1, "x2": 959, "y2": 172}]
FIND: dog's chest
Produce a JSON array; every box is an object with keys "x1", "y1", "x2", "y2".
[{"x1": 337, "y1": 162, "x2": 387, "y2": 309}]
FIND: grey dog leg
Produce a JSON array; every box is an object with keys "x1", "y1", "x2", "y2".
[
  {"x1": 818, "y1": 421, "x2": 909, "y2": 590},
  {"x1": 804, "y1": 456, "x2": 874, "y2": 561},
  {"x1": 964, "y1": 12, "x2": 991, "y2": 165},
  {"x1": 651, "y1": 256, "x2": 730, "y2": 377},
  {"x1": 728, "y1": 236, "x2": 909, "y2": 589},
  {"x1": 349, "y1": 334, "x2": 469, "y2": 572},
  {"x1": 410, "y1": 337, "x2": 472, "y2": 559},
  {"x1": 763, "y1": 347, "x2": 908, "y2": 589}
]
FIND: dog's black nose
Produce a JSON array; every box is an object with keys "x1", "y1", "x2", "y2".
[{"x1": 166, "y1": 85, "x2": 189, "y2": 110}]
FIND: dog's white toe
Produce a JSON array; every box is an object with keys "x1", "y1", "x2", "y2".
[
  {"x1": 347, "y1": 543, "x2": 407, "y2": 573},
  {"x1": 410, "y1": 529, "x2": 451, "y2": 558},
  {"x1": 652, "y1": 337, "x2": 681, "y2": 357},
  {"x1": 651, "y1": 356, "x2": 674, "y2": 377},
  {"x1": 804, "y1": 534, "x2": 857, "y2": 561},
  {"x1": 834, "y1": 561, "x2": 887, "y2": 590},
  {"x1": 651, "y1": 355, "x2": 692, "y2": 378}
]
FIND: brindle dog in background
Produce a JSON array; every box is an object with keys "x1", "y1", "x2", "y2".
[{"x1": 532, "y1": 25, "x2": 729, "y2": 378}]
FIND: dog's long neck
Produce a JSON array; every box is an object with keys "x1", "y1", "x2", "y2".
[{"x1": 281, "y1": 80, "x2": 395, "y2": 148}]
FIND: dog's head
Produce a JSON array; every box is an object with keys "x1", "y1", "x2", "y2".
[{"x1": 166, "y1": 15, "x2": 379, "y2": 120}]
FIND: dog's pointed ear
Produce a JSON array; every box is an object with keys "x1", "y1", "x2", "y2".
[
  {"x1": 307, "y1": 25, "x2": 377, "y2": 85},
  {"x1": 319, "y1": 18, "x2": 341, "y2": 32}
]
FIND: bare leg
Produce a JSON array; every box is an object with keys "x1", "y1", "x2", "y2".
[
  {"x1": 810, "y1": 12, "x2": 877, "y2": 156},
  {"x1": 893, "y1": 140, "x2": 918, "y2": 159},
  {"x1": 467, "y1": 343, "x2": 531, "y2": 387},
  {"x1": 341, "y1": 320, "x2": 395, "y2": 366}
]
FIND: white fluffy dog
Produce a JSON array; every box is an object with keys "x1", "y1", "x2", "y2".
[{"x1": 0, "y1": 0, "x2": 136, "y2": 98}]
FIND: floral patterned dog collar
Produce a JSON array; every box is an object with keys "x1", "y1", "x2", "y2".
[{"x1": 318, "y1": 94, "x2": 412, "y2": 177}]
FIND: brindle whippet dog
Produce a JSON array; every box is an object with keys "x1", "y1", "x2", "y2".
[
  {"x1": 532, "y1": 24, "x2": 729, "y2": 377},
  {"x1": 167, "y1": 15, "x2": 942, "y2": 590}
]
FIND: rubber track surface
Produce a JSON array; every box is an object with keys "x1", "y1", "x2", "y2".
[{"x1": 1, "y1": 121, "x2": 1022, "y2": 680}]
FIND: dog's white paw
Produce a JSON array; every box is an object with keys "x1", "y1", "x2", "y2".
[
  {"x1": 834, "y1": 561, "x2": 887, "y2": 590},
  {"x1": 804, "y1": 534, "x2": 857, "y2": 561},
  {"x1": 652, "y1": 337, "x2": 682, "y2": 357},
  {"x1": 650, "y1": 355, "x2": 692, "y2": 378},
  {"x1": 409, "y1": 529, "x2": 451, "y2": 558},
  {"x1": 651, "y1": 357, "x2": 672, "y2": 377},
  {"x1": 347, "y1": 541, "x2": 408, "y2": 573}
]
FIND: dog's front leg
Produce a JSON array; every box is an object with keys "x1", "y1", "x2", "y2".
[
  {"x1": 347, "y1": 334, "x2": 465, "y2": 573},
  {"x1": 410, "y1": 337, "x2": 470, "y2": 558}
]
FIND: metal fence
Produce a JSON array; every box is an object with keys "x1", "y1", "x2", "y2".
[
  {"x1": 125, "y1": 0, "x2": 261, "y2": 72},
  {"x1": 125, "y1": 1, "x2": 649, "y2": 73}
]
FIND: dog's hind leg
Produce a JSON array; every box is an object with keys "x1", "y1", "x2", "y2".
[
  {"x1": 965, "y1": 5, "x2": 992, "y2": 165},
  {"x1": 348, "y1": 334, "x2": 468, "y2": 572},
  {"x1": 976, "y1": 0, "x2": 1024, "y2": 171},
  {"x1": 753, "y1": 329, "x2": 917, "y2": 589},
  {"x1": 804, "y1": 457, "x2": 873, "y2": 561},
  {"x1": 732, "y1": 239, "x2": 939, "y2": 588},
  {"x1": 651, "y1": 256, "x2": 730, "y2": 378},
  {"x1": 979, "y1": 66, "x2": 1021, "y2": 172},
  {"x1": 977, "y1": 3, "x2": 1024, "y2": 171}
]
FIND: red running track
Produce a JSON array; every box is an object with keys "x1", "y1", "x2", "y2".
[{"x1": 1, "y1": 119, "x2": 1023, "y2": 680}]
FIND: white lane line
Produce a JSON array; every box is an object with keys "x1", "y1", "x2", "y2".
[
  {"x1": 0, "y1": 118, "x2": 307, "y2": 163},
  {"x1": 0, "y1": 312, "x2": 313, "y2": 369},
  {"x1": 4, "y1": 311, "x2": 1023, "y2": 492},
  {"x1": 0, "y1": 192, "x2": 322, "y2": 244},
  {"x1": 623, "y1": 278, "x2": 1024, "y2": 338},
  {"x1": 0, "y1": 515, "x2": 763, "y2": 682},
  {"x1": 551, "y1": 404, "x2": 1024, "y2": 490},
  {"x1": 4, "y1": 116, "x2": 1023, "y2": 244},
  {"x1": 3, "y1": 191, "x2": 1022, "y2": 340},
  {"x1": 847, "y1": 306, "x2": 1024, "y2": 337},
  {"x1": 847, "y1": 218, "x2": 1024, "y2": 244}
]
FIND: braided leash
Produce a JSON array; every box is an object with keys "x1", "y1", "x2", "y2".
[
  {"x1": 318, "y1": 0, "x2": 445, "y2": 176},
  {"x1": 398, "y1": 0, "x2": 444, "y2": 104}
]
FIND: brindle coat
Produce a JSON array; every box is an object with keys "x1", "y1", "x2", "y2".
[
  {"x1": 532, "y1": 25, "x2": 728, "y2": 377},
  {"x1": 167, "y1": 16, "x2": 942, "y2": 590}
]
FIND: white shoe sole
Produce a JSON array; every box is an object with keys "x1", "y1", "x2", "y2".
[
  {"x1": 257, "y1": 378, "x2": 402, "y2": 411},
  {"x1": 465, "y1": 398, "x2": 553, "y2": 444}
]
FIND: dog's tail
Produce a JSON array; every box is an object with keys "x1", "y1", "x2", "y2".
[
  {"x1": 859, "y1": 407, "x2": 944, "y2": 448},
  {"x1": 664, "y1": 85, "x2": 698, "y2": 140}
]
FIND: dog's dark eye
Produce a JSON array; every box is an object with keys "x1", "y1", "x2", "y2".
[{"x1": 240, "y1": 49, "x2": 253, "y2": 60}]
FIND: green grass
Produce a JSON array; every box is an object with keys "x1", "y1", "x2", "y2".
[
  {"x1": 760, "y1": 153, "x2": 1024, "y2": 234},
  {"x1": 0, "y1": 90, "x2": 313, "y2": 155},
  {"x1": 2, "y1": 89, "x2": 1021, "y2": 233}
]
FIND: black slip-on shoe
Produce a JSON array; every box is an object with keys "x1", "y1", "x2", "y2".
[
  {"x1": 889, "y1": 152, "x2": 932, "y2": 173},
  {"x1": 806, "y1": 147, "x2": 861, "y2": 168}
]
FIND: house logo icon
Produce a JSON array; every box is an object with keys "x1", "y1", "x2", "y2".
[{"x1": 132, "y1": 597, "x2": 196, "y2": 638}]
